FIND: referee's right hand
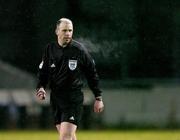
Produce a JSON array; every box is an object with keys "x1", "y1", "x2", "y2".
[{"x1": 36, "y1": 87, "x2": 46, "y2": 100}]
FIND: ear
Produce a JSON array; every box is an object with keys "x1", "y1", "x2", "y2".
[{"x1": 55, "y1": 28, "x2": 58, "y2": 35}]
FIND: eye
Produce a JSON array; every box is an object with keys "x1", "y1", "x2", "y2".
[{"x1": 62, "y1": 29, "x2": 72, "y2": 33}]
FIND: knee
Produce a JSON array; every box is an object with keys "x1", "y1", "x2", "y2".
[{"x1": 60, "y1": 132, "x2": 74, "y2": 140}]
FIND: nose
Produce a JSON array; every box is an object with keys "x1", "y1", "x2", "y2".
[{"x1": 65, "y1": 31, "x2": 71, "y2": 36}]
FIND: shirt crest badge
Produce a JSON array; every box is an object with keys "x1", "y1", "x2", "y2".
[{"x1": 68, "y1": 60, "x2": 77, "y2": 71}]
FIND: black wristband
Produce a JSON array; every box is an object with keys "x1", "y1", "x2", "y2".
[{"x1": 96, "y1": 97, "x2": 102, "y2": 101}]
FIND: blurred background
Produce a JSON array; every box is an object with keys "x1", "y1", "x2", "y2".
[{"x1": 0, "y1": 0, "x2": 180, "y2": 130}]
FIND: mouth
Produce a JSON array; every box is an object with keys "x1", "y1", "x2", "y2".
[{"x1": 64, "y1": 37, "x2": 71, "y2": 42}]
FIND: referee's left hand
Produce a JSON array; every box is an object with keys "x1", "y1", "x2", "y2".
[{"x1": 94, "y1": 100, "x2": 104, "y2": 113}]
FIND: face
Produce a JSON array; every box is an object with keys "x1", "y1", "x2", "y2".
[{"x1": 56, "y1": 21, "x2": 73, "y2": 45}]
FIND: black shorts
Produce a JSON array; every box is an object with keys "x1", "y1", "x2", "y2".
[
  {"x1": 50, "y1": 91, "x2": 83, "y2": 126},
  {"x1": 52, "y1": 103, "x2": 83, "y2": 126}
]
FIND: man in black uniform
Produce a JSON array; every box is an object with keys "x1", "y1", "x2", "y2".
[{"x1": 36, "y1": 18, "x2": 104, "y2": 140}]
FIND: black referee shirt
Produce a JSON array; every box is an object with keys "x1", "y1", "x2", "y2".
[{"x1": 37, "y1": 40, "x2": 102, "y2": 98}]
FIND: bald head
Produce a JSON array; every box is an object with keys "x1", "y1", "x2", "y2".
[
  {"x1": 56, "y1": 18, "x2": 73, "y2": 28},
  {"x1": 55, "y1": 18, "x2": 73, "y2": 46}
]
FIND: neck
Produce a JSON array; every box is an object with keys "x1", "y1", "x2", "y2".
[
  {"x1": 57, "y1": 39, "x2": 63, "y2": 46},
  {"x1": 57, "y1": 40, "x2": 67, "y2": 48}
]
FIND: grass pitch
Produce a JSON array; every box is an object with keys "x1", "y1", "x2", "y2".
[{"x1": 0, "y1": 130, "x2": 180, "y2": 140}]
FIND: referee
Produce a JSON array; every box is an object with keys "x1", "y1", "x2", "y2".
[{"x1": 36, "y1": 18, "x2": 104, "y2": 140}]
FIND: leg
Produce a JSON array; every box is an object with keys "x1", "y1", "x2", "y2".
[
  {"x1": 72, "y1": 133, "x2": 77, "y2": 140},
  {"x1": 56, "y1": 124, "x2": 61, "y2": 140},
  {"x1": 58, "y1": 122, "x2": 77, "y2": 140}
]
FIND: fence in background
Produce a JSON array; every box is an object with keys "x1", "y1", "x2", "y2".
[{"x1": 0, "y1": 84, "x2": 180, "y2": 129}]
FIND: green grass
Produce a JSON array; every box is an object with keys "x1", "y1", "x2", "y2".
[{"x1": 0, "y1": 130, "x2": 180, "y2": 140}]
